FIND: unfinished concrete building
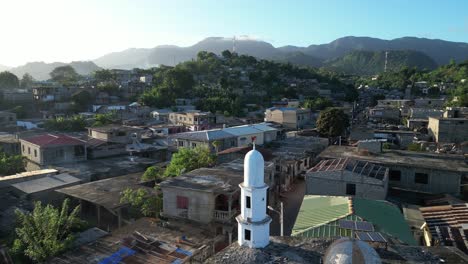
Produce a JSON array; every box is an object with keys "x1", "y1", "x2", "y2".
[
  {"x1": 319, "y1": 146, "x2": 468, "y2": 195},
  {"x1": 428, "y1": 116, "x2": 468, "y2": 144},
  {"x1": 306, "y1": 158, "x2": 389, "y2": 200}
]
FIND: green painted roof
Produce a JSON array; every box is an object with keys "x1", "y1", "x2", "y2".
[
  {"x1": 292, "y1": 196, "x2": 416, "y2": 246},
  {"x1": 292, "y1": 196, "x2": 350, "y2": 236},
  {"x1": 354, "y1": 198, "x2": 416, "y2": 245}
]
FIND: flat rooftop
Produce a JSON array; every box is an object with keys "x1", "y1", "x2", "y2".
[
  {"x1": 57, "y1": 173, "x2": 156, "y2": 211},
  {"x1": 11, "y1": 173, "x2": 81, "y2": 194},
  {"x1": 319, "y1": 146, "x2": 468, "y2": 172}
]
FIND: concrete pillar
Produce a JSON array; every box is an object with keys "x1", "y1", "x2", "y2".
[
  {"x1": 96, "y1": 205, "x2": 101, "y2": 226},
  {"x1": 117, "y1": 208, "x2": 122, "y2": 228},
  {"x1": 228, "y1": 232, "x2": 232, "y2": 244},
  {"x1": 228, "y1": 194, "x2": 233, "y2": 216}
]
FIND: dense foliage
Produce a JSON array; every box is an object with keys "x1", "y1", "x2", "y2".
[
  {"x1": 12, "y1": 199, "x2": 83, "y2": 262},
  {"x1": 302, "y1": 97, "x2": 333, "y2": 110},
  {"x1": 50, "y1": 65, "x2": 80, "y2": 84},
  {"x1": 141, "y1": 166, "x2": 164, "y2": 182},
  {"x1": 139, "y1": 50, "x2": 357, "y2": 114},
  {"x1": 324, "y1": 50, "x2": 437, "y2": 75},
  {"x1": 44, "y1": 115, "x2": 87, "y2": 132},
  {"x1": 316, "y1": 108, "x2": 350, "y2": 137},
  {"x1": 0, "y1": 71, "x2": 20, "y2": 89},
  {"x1": 0, "y1": 151, "x2": 25, "y2": 176},
  {"x1": 164, "y1": 147, "x2": 216, "y2": 177},
  {"x1": 120, "y1": 188, "x2": 162, "y2": 217}
]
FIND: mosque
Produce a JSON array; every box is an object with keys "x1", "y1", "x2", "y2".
[{"x1": 234, "y1": 143, "x2": 382, "y2": 263}]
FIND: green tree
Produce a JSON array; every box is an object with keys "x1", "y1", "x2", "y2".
[
  {"x1": 12, "y1": 199, "x2": 83, "y2": 263},
  {"x1": 302, "y1": 97, "x2": 333, "y2": 110},
  {"x1": 20, "y1": 73, "x2": 34, "y2": 88},
  {"x1": 0, "y1": 71, "x2": 20, "y2": 89},
  {"x1": 316, "y1": 108, "x2": 350, "y2": 138},
  {"x1": 44, "y1": 115, "x2": 87, "y2": 132},
  {"x1": 120, "y1": 188, "x2": 162, "y2": 217},
  {"x1": 50, "y1": 65, "x2": 80, "y2": 83},
  {"x1": 141, "y1": 166, "x2": 164, "y2": 182},
  {"x1": 71, "y1": 90, "x2": 93, "y2": 111},
  {"x1": 92, "y1": 113, "x2": 116, "y2": 127},
  {"x1": 11, "y1": 105, "x2": 27, "y2": 119},
  {"x1": 212, "y1": 140, "x2": 222, "y2": 153},
  {"x1": 165, "y1": 147, "x2": 216, "y2": 177},
  {"x1": 0, "y1": 151, "x2": 25, "y2": 176},
  {"x1": 221, "y1": 50, "x2": 232, "y2": 60}
]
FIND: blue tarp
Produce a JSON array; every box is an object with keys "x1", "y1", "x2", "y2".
[
  {"x1": 175, "y1": 247, "x2": 193, "y2": 256},
  {"x1": 171, "y1": 259, "x2": 183, "y2": 264},
  {"x1": 99, "y1": 246, "x2": 136, "y2": 264}
]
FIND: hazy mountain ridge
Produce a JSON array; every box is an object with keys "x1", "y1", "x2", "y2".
[
  {"x1": 92, "y1": 36, "x2": 468, "y2": 71},
  {"x1": 9, "y1": 61, "x2": 101, "y2": 80},
  {"x1": 323, "y1": 50, "x2": 438, "y2": 75}
]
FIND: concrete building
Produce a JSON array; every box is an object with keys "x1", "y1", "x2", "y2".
[
  {"x1": 150, "y1": 108, "x2": 173, "y2": 122},
  {"x1": 272, "y1": 136, "x2": 329, "y2": 191},
  {"x1": 368, "y1": 107, "x2": 400, "y2": 123},
  {"x1": 264, "y1": 107, "x2": 311, "y2": 129},
  {"x1": 169, "y1": 111, "x2": 215, "y2": 131},
  {"x1": 306, "y1": 158, "x2": 389, "y2": 200},
  {"x1": 0, "y1": 134, "x2": 20, "y2": 155},
  {"x1": 20, "y1": 134, "x2": 87, "y2": 166},
  {"x1": 0, "y1": 111, "x2": 16, "y2": 127},
  {"x1": 87, "y1": 125, "x2": 143, "y2": 144},
  {"x1": 428, "y1": 116, "x2": 468, "y2": 144},
  {"x1": 319, "y1": 146, "x2": 468, "y2": 195},
  {"x1": 1, "y1": 89, "x2": 33, "y2": 105},
  {"x1": 414, "y1": 98, "x2": 445, "y2": 108},
  {"x1": 377, "y1": 99, "x2": 413, "y2": 108},
  {"x1": 160, "y1": 158, "x2": 276, "y2": 245},
  {"x1": 172, "y1": 129, "x2": 237, "y2": 152},
  {"x1": 373, "y1": 130, "x2": 419, "y2": 148}
]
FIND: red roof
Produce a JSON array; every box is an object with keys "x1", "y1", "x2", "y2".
[{"x1": 23, "y1": 134, "x2": 85, "y2": 147}]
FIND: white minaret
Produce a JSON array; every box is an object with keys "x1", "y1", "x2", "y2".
[{"x1": 236, "y1": 142, "x2": 271, "y2": 248}]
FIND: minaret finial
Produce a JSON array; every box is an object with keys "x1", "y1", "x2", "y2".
[{"x1": 252, "y1": 136, "x2": 257, "y2": 150}]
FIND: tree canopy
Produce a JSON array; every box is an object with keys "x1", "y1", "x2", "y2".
[
  {"x1": 316, "y1": 108, "x2": 350, "y2": 137},
  {"x1": 12, "y1": 199, "x2": 83, "y2": 262},
  {"x1": 0, "y1": 151, "x2": 25, "y2": 176},
  {"x1": 0, "y1": 71, "x2": 20, "y2": 89},
  {"x1": 50, "y1": 65, "x2": 80, "y2": 84},
  {"x1": 164, "y1": 147, "x2": 216, "y2": 177}
]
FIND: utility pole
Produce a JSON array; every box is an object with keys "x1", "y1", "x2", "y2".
[{"x1": 280, "y1": 202, "x2": 284, "y2": 236}]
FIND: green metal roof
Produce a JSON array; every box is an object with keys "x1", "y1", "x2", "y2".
[
  {"x1": 292, "y1": 196, "x2": 350, "y2": 236},
  {"x1": 353, "y1": 198, "x2": 416, "y2": 245},
  {"x1": 292, "y1": 196, "x2": 416, "y2": 246}
]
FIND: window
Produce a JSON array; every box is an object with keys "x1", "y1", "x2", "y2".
[
  {"x1": 34, "y1": 149, "x2": 37, "y2": 157},
  {"x1": 176, "y1": 196, "x2": 189, "y2": 209},
  {"x1": 28, "y1": 147, "x2": 30, "y2": 154},
  {"x1": 117, "y1": 131, "x2": 126, "y2": 136},
  {"x1": 178, "y1": 141, "x2": 184, "y2": 147},
  {"x1": 74, "y1": 146, "x2": 85, "y2": 156},
  {"x1": 389, "y1": 170, "x2": 401, "y2": 181},
  {"x1": 246, "y1": 196, "x2": 251, "y2": 208},
  {"x1": 415, "y1": 173, "x2": 428, "y2": 184},
  {"x1": 276, "y1": 165, "x2": 281, "y2": 172},
  {"x1": 346, "y1": 184, "x2": 356, "y2": 195},
  {"x1": 244, "y1": 229, "x2": 251, "y2": 241},
  {"x1": 192, "y1": 143, "x2": 197, "y2": 148},
  {"x1": 22, "y1": 145, "x2": 25, "y2": 153}
]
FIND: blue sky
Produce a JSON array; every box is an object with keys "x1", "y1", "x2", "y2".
[{"x1": 1, "y1": 0, "x2": 467, "y2": 66}]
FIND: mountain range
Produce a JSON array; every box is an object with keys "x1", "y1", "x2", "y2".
[
  {"x1": 93, "y1": 36, "x2": 468, "y2": 72},
  {"x1": 8, "y1": 61, "x2": 101, "y2": 81},
  {"x1": 3, "y1": 36, "x2": 468, "y2": 79}
]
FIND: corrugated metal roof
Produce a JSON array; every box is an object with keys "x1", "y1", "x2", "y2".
[
  {"x1": 292, "y1": 196, "x2": 416, "y2": 245},
  {"x1": 174, "y1": 129, "x2": 235, "y2": 142},
  {"x1": 22, "y1": 134, "x2": 85, "y2": 147},
  {"x1": 223, "y1": 125, "x2": 262, "y2": 136},
  {"x1": 11, "y1": 173, "x2": 81, "y2": 194}
]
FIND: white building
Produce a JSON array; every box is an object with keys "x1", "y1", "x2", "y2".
[{"x1": 236, "y1": 144, "x2": 271, "y2": 248}]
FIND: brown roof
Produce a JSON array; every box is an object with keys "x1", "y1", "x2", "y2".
[
  {"x1": 420, "y1": 203, "x2": 468, "y2": 253},
  {"x1": 21, "y1": 134, "x2": 85, "y2": 147}
]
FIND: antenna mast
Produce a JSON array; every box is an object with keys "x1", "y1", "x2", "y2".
[
  {"x1": 232, "y1": 35, "x2": 236, "y2": 53},
  {"x1": 384, "y1": 51, "x2": 389, "y2": 72}
]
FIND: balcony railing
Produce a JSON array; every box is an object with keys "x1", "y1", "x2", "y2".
[{"x1": 213, "y1": 210, "x2": 236, "y2": 222}]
